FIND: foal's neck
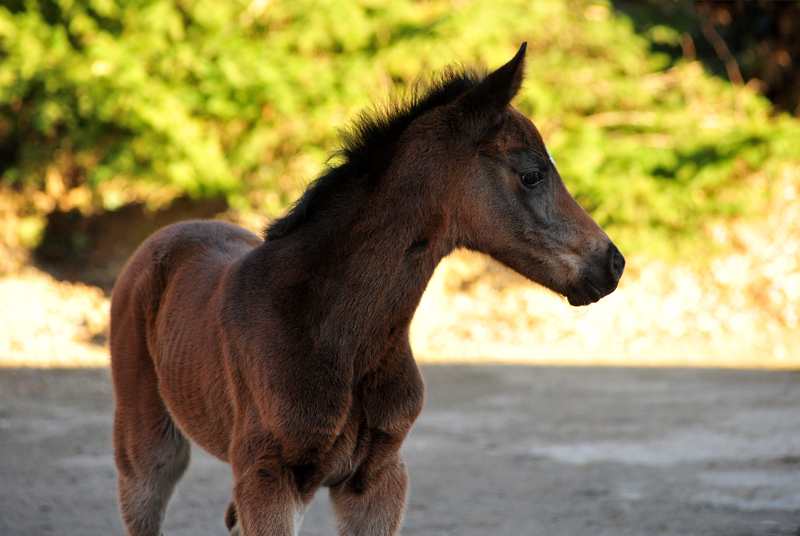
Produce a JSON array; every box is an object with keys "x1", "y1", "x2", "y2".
[{"x1": 276, "y1": 169, "x2": 450, "y2": 370}]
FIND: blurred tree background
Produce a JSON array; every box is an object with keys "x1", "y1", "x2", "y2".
[{"x1": 1, "y1": 0, "x2": 799, "y2": 271}]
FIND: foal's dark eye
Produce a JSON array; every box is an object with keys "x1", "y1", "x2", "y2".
[{"x1": 520, "y1": 170, "x2": 546, "y2": 188}]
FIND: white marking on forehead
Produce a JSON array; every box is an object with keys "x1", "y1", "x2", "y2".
[{"x1": 547, "y1": 150, "x2": 557, "y2": 170}]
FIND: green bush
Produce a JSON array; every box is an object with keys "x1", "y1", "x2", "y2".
[{"x1": 1, "y1": 0, "x2": 798, "y2": 259}]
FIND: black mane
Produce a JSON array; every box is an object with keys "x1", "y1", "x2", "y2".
[{"x1": 264, "y1": 66, "x2": 485, "y2": 241}]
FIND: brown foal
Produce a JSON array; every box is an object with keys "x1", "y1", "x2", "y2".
[{"x1": 110, "y1": 43, "x2": 624, "y2": 536}]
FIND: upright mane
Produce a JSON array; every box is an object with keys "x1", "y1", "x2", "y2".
[{"x1": 264, "y1": 65, "x2": 486, "y2": 241}]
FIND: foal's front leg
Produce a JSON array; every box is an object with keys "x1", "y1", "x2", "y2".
[
  {"x1": 329, "y1": 444, "x2": 409, "y2": 536},
  {"x1": 229, "y1": 438, "x2": 314, "y2": 536},
  {"x1": 327, "y1": 346, "x2": 423, "y2": 535},
  {"x1": 226, "y1": 500, "x2": 308, "y2": 536}
]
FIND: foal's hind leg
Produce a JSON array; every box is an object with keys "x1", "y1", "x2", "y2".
[
  {"x1": 329, "y1": 453, "x2": 409, "y2": 536},
  {"x1": 111, "y1": 329, "x2": 190, "y2": 536}
]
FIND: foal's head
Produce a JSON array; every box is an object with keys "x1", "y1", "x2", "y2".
[{"x1": 409, "y1": 44, "x2": 624, "y2": 305}]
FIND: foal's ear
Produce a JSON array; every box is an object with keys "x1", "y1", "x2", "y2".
[{"x1": 455, "y1": 43, "x2": 527, "y2": 143}]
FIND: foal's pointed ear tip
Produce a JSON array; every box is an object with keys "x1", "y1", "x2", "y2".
[
  {"x1": 509, "y1": 43, "x2": 527, "y2": 67},
  {"x1": 511, "y1": 42, "x2": 527, "y2": 61}
]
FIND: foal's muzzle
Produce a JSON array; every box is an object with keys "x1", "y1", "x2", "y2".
[{"x1": 567, "y1": 243, "x2": 625, "y2": 307}]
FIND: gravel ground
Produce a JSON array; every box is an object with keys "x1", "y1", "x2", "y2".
[{"x1": 1, "y1": 365, "x2": 799, "y2": 536}]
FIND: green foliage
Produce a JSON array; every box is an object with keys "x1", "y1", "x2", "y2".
[{"x1": 1, "y1": 0, "x2": 798, "y2": 259}]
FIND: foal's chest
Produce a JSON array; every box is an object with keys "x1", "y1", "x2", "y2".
[{"x1": 323, "y1": 363, "x2": 425, "y2": 486}]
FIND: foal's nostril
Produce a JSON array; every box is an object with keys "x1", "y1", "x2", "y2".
[{"x1": 608, "y1": 244, "x2": 625, "y2": 280}]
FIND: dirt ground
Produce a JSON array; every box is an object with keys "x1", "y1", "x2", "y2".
[{"x1": 1, "y1": 364, "x2": 799, "y2": 536}]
